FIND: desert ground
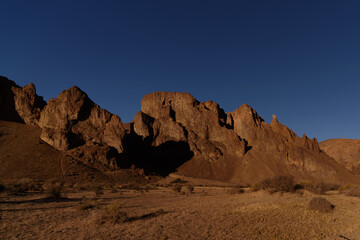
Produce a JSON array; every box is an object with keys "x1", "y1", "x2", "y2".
[{"x1": 1, "y1": 176, "x2": 360, "y2": 240}]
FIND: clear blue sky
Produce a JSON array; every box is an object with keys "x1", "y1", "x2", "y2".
[{"x1": 1, "y1": 0, "x2": 360, "y2": 141}]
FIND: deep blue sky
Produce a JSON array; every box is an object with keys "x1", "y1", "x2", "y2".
[{"x1": 1, "y1": 1, "x2": 360, "y2": 141}]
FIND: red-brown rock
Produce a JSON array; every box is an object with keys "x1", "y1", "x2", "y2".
[{"x1": 38, "y1": 86, "x2": 125, "y2": 152}]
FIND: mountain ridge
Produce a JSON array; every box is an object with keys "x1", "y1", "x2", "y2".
[{"x1": 1, "y1": 75, "x2": 358, "y2": 184}]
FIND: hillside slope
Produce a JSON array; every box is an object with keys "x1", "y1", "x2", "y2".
[{"x1": 320, "y1": 138, "x2": 360, "y2": 175}]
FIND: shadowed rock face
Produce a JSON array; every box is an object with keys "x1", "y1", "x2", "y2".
[
  {"x1": 320, "y1": 139, "x2": 360, "y2": 175},
  {"x1": 0, "y1": 76, "x2": 46, "y2": 124}
]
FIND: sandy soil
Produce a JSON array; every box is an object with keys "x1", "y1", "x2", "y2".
[{"x1": 1, "y1": 184, "x2": 360, "y2": 240}]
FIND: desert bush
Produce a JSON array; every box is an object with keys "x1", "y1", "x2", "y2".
[
  {"x1": 227, "y1": 186, "x2": 245, "y2": 195},
  {"x1": 308, "y1": 197, "x2": 335, "y2": 213},
  {"x1": 6, "y1": 182, "x2": 27, "y2": 195},
  {"x1": 99, "y1": 202, "x2": 129, "y2": 224},
  {"x1": 44, "y1": 182, "x2": 65, "y2": 199},
  {"x1": 5, "y1": 178, "x2": 43, "y2": 195},
  {"x1": 250, "y1": 183, "x2": 262, "y2": 192},
  {"x1": 186, "y1": 184, "x2": 194, "y2": 193},
  {"x1": 338, "y1": 184, "x2": 353, "y2": 194},
  {"x1": 173, "y1": 183, "x2": 182, "y2": 193},
  {"x1": 252, "y1": 175, "x2": 296, "y2": 193},
  {"x1": 346, "y1": 185, "x2": 360, "y2": 197},
  {"x1": 302, "y1": 181, "x2": 340, "y2": 195},
  {"x1": 171, "y1": 178, "x2": 187, "y2": 184}
]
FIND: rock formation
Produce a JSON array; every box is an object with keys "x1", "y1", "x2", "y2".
[
  {"x1": 320, "y1": 139, "x2": 360, "y2": 175},
  {"x1": 38, "y1": 86, "x2": 125, "y2": 152},
  {"x1": 131, "y1": 91, "x2": 357, "y2": 183},
  {"x1": 1, "y1": 76, "x2": 359, "y2": 184},
  {"x1": 0, "y1": 76, "x2": 46, "y2": 124},
  {"x1": 36, "y1": 86, "x2": 128, "y2": 171}
]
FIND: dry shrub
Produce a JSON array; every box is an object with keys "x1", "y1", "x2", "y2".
[
  {"x1": 252, "y1": 175, "x2": 296, "y2": 193},
  {"x1": 250, "y1": 183, "x2": 262, "y2": 192},
  {"x1": 227, "y1": 186, "x2": 245, "y2": 195},
  {"x1": 43, "y1": 182, "x2": 65, "y2": 199},
  {"x1": 186, "y1": 184, "x2": 194, "y2": 193},
  {"x1": 77, "y1": 199, "x2": 97, "y2": 211},
  {"x1": 302, "y1": 181, "x2": 340, "y2": 195},
  {"x1": 338, "y1": 184, "x2": 353, "y2": 194},
  {"x1": 5, "y1": 178, "x2": 43, "y2": 195},
  {"x1": 346, "y1": 185, "x2": 360, "y2": 197},
  {"x1": 308, "y1": 197, "x2": 335, "y2": 213},
  {"x1": 173, "y1": 183, "x2": 182, "y2": 193},
  {"x1": 99, "y1": 202, "x2": 129, "y2": 224}
]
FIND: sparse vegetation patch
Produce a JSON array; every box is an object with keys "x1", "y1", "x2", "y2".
[
  {"x1": 227, "y1": 186, "x2": 245, "y2": 195},
  {"x1": 251, "y1": 175, "x2": 296, "y2": 193},
  {"x1": 302, "y1": 181, "x2": 340, "y2": 195},
  {"x1": 99, "y1": 202, "x2": 129, "y2": 224},
  {"x1": 308, "y1": 197, "x2": 335, "y2": 213}
]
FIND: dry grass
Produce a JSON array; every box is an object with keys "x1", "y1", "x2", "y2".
[
  {"x1": 308, "y1": 197, "x2": 335, "y2": 213},
  {"x1": 2, "y1": 186, "x2": 360, "y2": 239}
]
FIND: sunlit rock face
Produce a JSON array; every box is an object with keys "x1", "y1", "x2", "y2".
[
  {"x1": 38, "y1": 86, "x2": 125, "y2": 152},
  {"x1": 1, "y1": 76, "x2": 358, "y2": 184},
  {"x1": 132, "y1": 91, "x2": 356, "y2": 184},
  {"x1": 0, "y1": 76, "x2": 46, "y2": 125}
]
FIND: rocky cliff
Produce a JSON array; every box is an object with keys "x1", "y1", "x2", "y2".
[
  {"x1": 132, "y1": 92, "x2": 357, "y2": 183},
  {"x1": 1, "y1": 76, "x2": 358, "y2": 184}
]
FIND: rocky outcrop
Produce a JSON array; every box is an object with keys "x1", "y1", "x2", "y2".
[
  {"x1": 225, "y1": 104, "x2": 352, "y2": 183},
  {"x1": 35, "y1": 86, "x2": 128, "y2": 172},
  {"x1": 1, "y1": 76, "x2": 359, "y2": 184},
  {"x1": 320, "y1": 139, "x2": 360, "y2": 175},
  {"x1": 131, "y1": 92, "x2": 357, "y2": 184},
  {"x1": 38, "y1": 86, "x2": 125, "y2": 152},
  {"x1": 139, "y1": 92, "x2": 246, "y2": 158},
  {"x1": 0, "y1": 76, "x2": 45, "y2": 124}
]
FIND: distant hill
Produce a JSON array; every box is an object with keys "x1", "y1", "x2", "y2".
[{"x1": 320, "y1": 138, "x2": 360, "y2": 175}]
